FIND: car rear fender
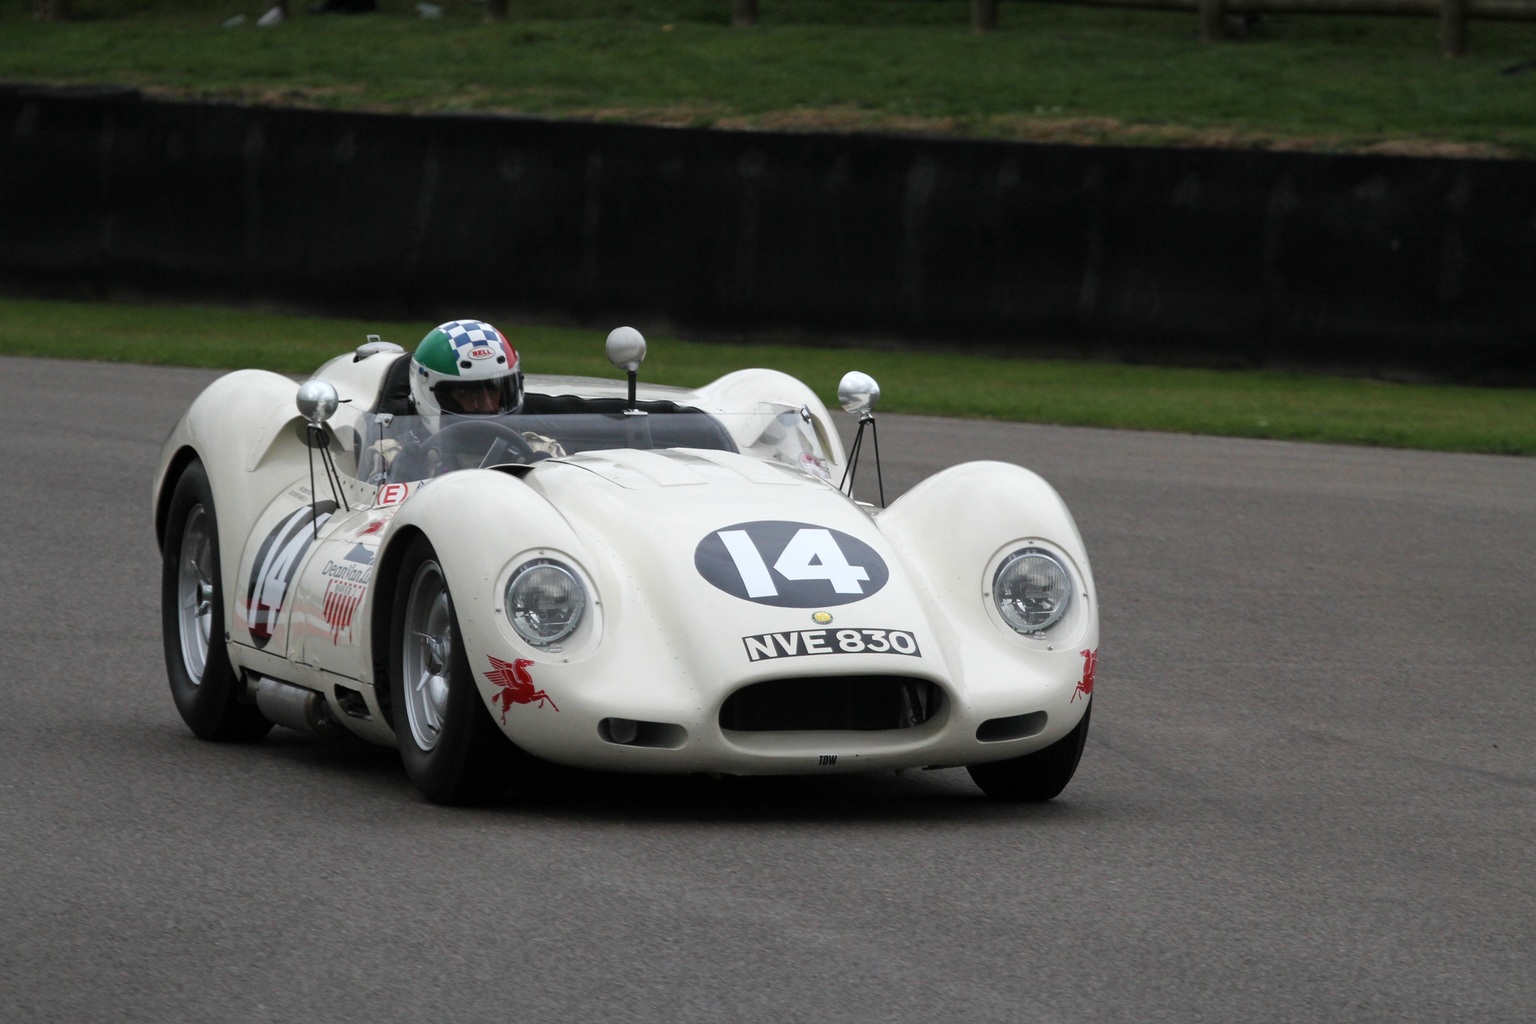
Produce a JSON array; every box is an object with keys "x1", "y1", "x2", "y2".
[{"x1": 154, "y1": 369, "x2": 314, "y2": 578}]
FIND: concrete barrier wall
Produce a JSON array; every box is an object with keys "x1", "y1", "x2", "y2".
[{"x1": 2, "y1": 86, "x2": 1533, "y2": 382}]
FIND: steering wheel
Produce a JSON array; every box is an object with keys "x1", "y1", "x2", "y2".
[{"x1": 421, "y1": 418, "x2": 537, "y2": 474}]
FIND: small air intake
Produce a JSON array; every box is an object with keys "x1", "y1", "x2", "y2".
[{"x1": 975, "y1": 711, "x2": 1048, "y2": 743}]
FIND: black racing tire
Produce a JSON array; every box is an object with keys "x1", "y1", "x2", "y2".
[
  {"x1": 160, "y1": 460, "x2": 273, "y2": 742},
  {"x1": 389, "y1": 535, "x2": 516, "y2": 805},
  {"x1": 967, "y1": 701, "x2": 1091, "y2": 802}
]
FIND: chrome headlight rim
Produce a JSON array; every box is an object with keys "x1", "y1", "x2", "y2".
[
  {"x1": 991, "y1": 546, "x2": 1074, "y2": 636},
  {"x1": 504, "y1": 558, "x2": 587, "y2": 647}
]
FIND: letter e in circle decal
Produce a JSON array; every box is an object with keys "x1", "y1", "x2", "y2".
[{"x1": 694, "y1": 521, "x2": 889, "y2": 607}]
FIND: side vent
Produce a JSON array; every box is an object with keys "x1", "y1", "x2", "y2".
[
  {"x1": 334, "y1": 685, "x2": 373, "y2": 721},
  {"x1": 975, "y1": 711, "x2": 1048, "y2": 743}
]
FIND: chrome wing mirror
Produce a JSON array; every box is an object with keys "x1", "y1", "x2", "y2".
[
  {"x1": 296, "y1": 378, "x2": 340, "y2": 425},
  {"x1": 606, "y1": 326, "x2": 647, "y2": 410},
  {"x1": 295, "y1": 378, "x2": 350, "y2": 526}
]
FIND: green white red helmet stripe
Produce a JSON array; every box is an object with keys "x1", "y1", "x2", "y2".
[
  {"x1": 410, "y1": 319, "x2": 523, "y2": 421},
  {"x1": 416, "y1": 319, "x2": 516, "y2": 377}
]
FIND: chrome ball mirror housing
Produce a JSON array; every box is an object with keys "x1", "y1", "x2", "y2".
[
  {"x1": 605, "y1": 326, "x2": 647, "y2": 373},
  {"x1": 837, "y1": 371, "x2": 880, "y2": 417},
  {"x1": 296, "y1": 378, "x2": 340, "y2": 424}
]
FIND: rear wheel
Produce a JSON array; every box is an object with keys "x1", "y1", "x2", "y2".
[
  {"x1": 160, "y1": 460, "x2": 272, "y2": 742},
  {"x1": 967, "y1": 701, "x2": 1091, "y2": 802},
  {"x1": 390, "y1": 536, "x2": 515, "y2": 804}
]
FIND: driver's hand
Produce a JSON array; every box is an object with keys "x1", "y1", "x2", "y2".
[
  {"x1": 367, "y1": 439, "x2": 402, "y2": 465},
  {"x1": 522, "y1": 432, "x2": 567, "y2": 458}
]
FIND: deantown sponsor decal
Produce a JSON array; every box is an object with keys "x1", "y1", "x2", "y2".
[
  {"x1": 742, "y1": 628, "x2": 920, "y2": 662},
  {"x1": 317, "y1": 545, "x2": 374, "y2": 643},
  {"x1": 323, "y1": 579, "x2": 365, "y2": 643},
  {"x1": 321, "y1": 543, "x2": 375, "y2": 585}
]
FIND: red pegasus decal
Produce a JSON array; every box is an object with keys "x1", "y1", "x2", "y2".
[
  {"x1": 1073, "y1": 648, "x2": 1097, "y2": 703},
  {"x1": 485, "y1": 656, "x2": 559, "y2": 720}
]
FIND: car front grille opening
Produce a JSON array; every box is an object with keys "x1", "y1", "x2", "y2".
[{"x1": 719, "y1": 676, "x2": 942, "y2": 733}]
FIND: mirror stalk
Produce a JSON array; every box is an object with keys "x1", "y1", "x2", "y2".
[
  {"x1": 836, "y1": 371, "x2": 885, "y2": 507},
  {"x1": 295, "y1": 378, "x2": 350, "y2": 528}
]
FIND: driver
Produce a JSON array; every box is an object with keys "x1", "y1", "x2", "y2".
[
  {"x1": 410, "y1": 318, "x2": 526, "y2": 424},
  {"x1": 374, "y1": 319, "x2": 564, "y2": 479}
]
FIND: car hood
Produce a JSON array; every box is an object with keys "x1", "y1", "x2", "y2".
[{"x1": 516, "y1": 447, "x2": 939, "y2": 662}]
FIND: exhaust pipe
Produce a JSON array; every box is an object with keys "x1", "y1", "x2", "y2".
[{"x1": 253, "y1": 676, "x2": 348, "y2": 739}]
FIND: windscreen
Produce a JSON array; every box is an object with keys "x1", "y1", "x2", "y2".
[{"x1": 351, "y1": 407, "x2": 835, "y2": 485}]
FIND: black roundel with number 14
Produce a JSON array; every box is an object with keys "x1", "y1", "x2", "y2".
[{"x1": 694, "y1": 521, "x2": 890, "y2": 607}]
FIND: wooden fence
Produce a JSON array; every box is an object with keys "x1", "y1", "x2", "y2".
[
  {"x1": 33, "y1": 0, "x2": 1536, "y2": 55},
  {"x1": 9, "y1": 88, "x2": 1534, "y2": 382},
  {"x1": 1022, "y1": 0, "x2": 1536, "y2": 56}
]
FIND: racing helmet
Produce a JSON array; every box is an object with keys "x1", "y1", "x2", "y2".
[{"x1": 409, "y1": 319, "x2": 523, "y2": 422}]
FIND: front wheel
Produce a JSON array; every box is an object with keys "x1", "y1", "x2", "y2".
[
  {"x1": 160, "y1": 459, "x2": 272, "y2": 742},
  {"x1": 390, "y1": 536, "x2": 516, "y2": 804},
  {"x1": 967, "y1": 701, "x2": 1091, "y2": 802}
]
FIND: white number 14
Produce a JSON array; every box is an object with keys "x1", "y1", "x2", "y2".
[{"x1": 717, "y1": 528, "x2": 870, "y2": 597}]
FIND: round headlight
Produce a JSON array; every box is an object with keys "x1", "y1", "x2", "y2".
[
  {"x1": 993, "y1": 549, "x2": 1072, "y2": 634},
  {"x1": 505, "y1": 560, "x2": 586, "y2": 646}
]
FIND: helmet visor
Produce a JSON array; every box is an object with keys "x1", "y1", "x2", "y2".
[{"x1": 432, "y1": 376, "x2": 522, "y2": 416}]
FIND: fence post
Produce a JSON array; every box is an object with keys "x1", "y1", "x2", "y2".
[
  {"x1": 1198, "y1": 0, "x2": 1222, "y2": 41},
  {"x1": 733, "y1": 0, "x2": 757, "y2": 28},
  {"x1": 1440, "y1": 0, "x2": 1468, "y2": 56},
  {"x1": 1198, "y1": 0, "x2": 1227, "y2": 41},
  {"x1": 972, "y1": 0, "x2": 999, "y2": 33}
]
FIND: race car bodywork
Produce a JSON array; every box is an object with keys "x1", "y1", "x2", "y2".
[{"x1": 154, "y1": 331, "x2": 1097, "y2": 804}]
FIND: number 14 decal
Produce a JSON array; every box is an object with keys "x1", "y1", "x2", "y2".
[
  {"x1": 694, "y1": 520, "x2": 890, "y2": 607},
  {"x1": 717, "y1": 527, "x2": 869, "y2": 597}
]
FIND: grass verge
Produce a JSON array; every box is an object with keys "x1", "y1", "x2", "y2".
[
  {"x1": 2, "y1": 296, "x2": 1531, "y2": 455},
  {"x1": 3, "y1": 2, "x2": 1536, "y2": 156}
]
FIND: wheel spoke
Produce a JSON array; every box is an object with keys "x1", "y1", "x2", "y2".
[
  {"x1": 176, "y1": 504, "x2": 213, "y2": 684},
  {"x1": 402, "y1": 559, "x2": 455, "y2": 753},
  {"x1": 414, "y1": 672, "x2": 442, "y2": 732}
]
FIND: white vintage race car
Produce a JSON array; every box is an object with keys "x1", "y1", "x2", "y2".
[{"x1": 154, "y1": 329, "x2": 1098, "y2": 804}]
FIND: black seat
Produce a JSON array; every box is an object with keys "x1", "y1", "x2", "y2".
[{"x1": 374, "y1": 353, "x2": 415, "y2": 415}]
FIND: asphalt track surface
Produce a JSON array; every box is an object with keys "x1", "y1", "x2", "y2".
[{"x1": 2, "y1": 355, "x2": 1533, "y2": 1023}]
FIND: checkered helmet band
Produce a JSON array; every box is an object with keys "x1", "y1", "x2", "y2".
[{"x1": 410, "y1": 319, "x2": 522, "y2": 418}]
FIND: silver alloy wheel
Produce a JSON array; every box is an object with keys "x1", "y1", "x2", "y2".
[
  {"x1": 402, "y1": 559, "x2": 455, "y2": 753},
  {"x1": 176, "y1": 504, "x2": 214, "y2": 684}
]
